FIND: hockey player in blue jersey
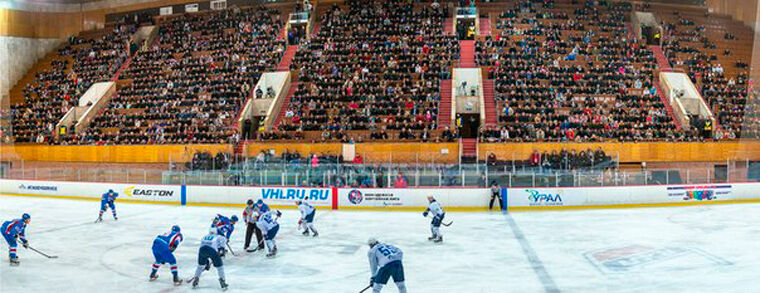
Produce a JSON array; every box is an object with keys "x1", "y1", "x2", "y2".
[
  {"x1": 211, "y1": 214, "x2": 238, "y2": 240},
  {"x1": 190, "y1": 228, "x2": 229, "y2": 290},
  {"x1": 295, "y1": 200, "x2": 318, "y2": 237},
  {"x1": 1, "y1": 213, "x2": 30, "y2": 266},
  {"x1": 150, "y1": 225, "x2": 183, "y2": 285},
  {"x1": 423, "y1": 195, "x2": 445, "y2": 243},
  {"x1": 255, "y1": 199, "x2": 270, "y2": 213},
  {"x1": 96, "y1": 189, "x2": 119, "y2": 222},
  {"x1": 367, "y1": 238, "x2": 406, "y2": 293},
  {"x1": 256, "y1": 209, "x2": 281, "y2": 258}
]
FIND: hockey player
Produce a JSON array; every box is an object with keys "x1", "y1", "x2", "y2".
[
  {"x1": 150, "y1": 225, "x2": 183, "y2": 285},
  {"x1": 190, "y1": 228, "x2": 228, "y2": 290},
  {"x1": 296, "y1": 199, "x2": 318, "y2": 237},
  {"x1": 255, "y1": 199, "x2": 270, "y2": 213},
  {"x1": 256, "y1": 209, "x2": 281, "y2": 258},
  {"x1": 367, "y1": 238, "x2": 406, "y2": 293},
  {"x1": 211, "y1": 214, "x2": 238, "y2": 240},
  {"x1": 1, "y1": 213, "x2": 30, "y2": 266},
  {"x1": 96, "y1": 189, "x2": 119, "y2": 222},
  {"x1": 423, "y1": 195, "x2": 445, "y2": 243},
  {"x1": 242, "y1": 199, "x2": 261, "y2": 252}
]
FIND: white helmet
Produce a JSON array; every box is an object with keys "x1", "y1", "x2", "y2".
[
  {"x1": 367, "y1": 237, "x2": 379, "y2": 248},
  {"x1": 209, "y1": 228, "x2": 217, "y2": 235}
]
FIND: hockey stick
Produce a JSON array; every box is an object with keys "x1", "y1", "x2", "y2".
[
  {"x1": 27, "y1": 246, "x2": 58, "y2": 259},
  {"x1": 358, "y1": 284, "x2": 372, "y2": 293},
  {"x1": 226, "y1": 243, "x2": 237, "y2": 256},
  {"x1": 425, "y1": 214, "x2": 453, "y2": 227}
]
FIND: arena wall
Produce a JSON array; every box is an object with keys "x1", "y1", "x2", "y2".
[{"x1": 2, "y1": 179, "x2": 759, "y2": 211}]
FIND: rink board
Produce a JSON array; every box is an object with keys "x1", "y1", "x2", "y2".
[
  {"x1": 0, "y1": 179, "x2": 181, "y2": 204},
  {"x1": 1, "y1": 179, "x2": 759, "y2": 210},
  {"x1": 506, "y1": 183, "x2": 760, "y2": 210}
]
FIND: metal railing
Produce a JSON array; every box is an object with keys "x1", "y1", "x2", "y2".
[{"x1": 3, "y1": 161, "x2": 757, "y2": 188}]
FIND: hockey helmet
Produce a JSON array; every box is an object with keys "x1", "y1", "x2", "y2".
[
  {"x1": 367, "y1": 237, "x2": 379, "y2": 248},
  {"x1": 172, "y1": 225, "x2": 180, "y2": 232},
  {"x1": 230, "y1": 215, "x2": 239, "y2": 223}
]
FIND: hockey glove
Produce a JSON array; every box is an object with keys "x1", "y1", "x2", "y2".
[
  {"x1": 21, "y1": 239, "x2": 29, "y2": 249},
  {"x1": 219, "y1": 248, "x2": 226, "y2": 258},
  {"x1": 370, "y1": 277, "x2": 375, "y2": 287},
  {"x1": 423, "y1": 211, "x2": 429, "y2": 217}
]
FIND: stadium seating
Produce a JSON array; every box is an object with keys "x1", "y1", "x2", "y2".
[
  {"x1": 10, "y1": 24, "x2": 136, "y2": 143},
  {"x1": 476, "y1": 1, "x2": 692, "y2": 142},
  {"x1": 69, "y1": 7, "x2": 286, "y2": 145},
  {"x1": 273, "y1": 1, "x2": 459, "y2": 142},
  {"x1": 654, "y1": 7, "x2": 756, "y2": 139}
]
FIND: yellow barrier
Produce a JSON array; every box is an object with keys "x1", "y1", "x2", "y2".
[
  {"x1": 2, "y1": 141, "x2": 759, "y2": 163},
  {"x1": 1, "y1": 144, "x2": 232, "y2": 163},
  {"x1": 246, "y1": 142, "x2": 459, "y2": 163},
  {"x1": 479, "y1": 142, "x2": 760, "y2": 162}
]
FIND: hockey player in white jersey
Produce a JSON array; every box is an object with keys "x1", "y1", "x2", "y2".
[
  {"x1": 423, "y1": 195, "x2": 445, "y2": 243},
  {"x1": 367, "y1": 238, "x2": 406, "y2": 293},
  {"x1": 295, "y1": 200, "x2": 318, "y2": 237},
  {"x1": 256, "y1": 209, "x2": 281, "y2": 258},
  {"x1": 189, "y1": 228, "x2": 228, "y2": 290}
]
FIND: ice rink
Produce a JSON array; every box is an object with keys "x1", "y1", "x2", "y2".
[{"x1": 1, "y1": 195, "x2": 760, "y2": 292}]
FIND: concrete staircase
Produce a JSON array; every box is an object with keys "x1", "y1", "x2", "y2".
[
  {"x1": 479, "y1": 17, "x2": 491, "y2": 35},
  {"x1": 650, "y1": 45, "x2": 671, "y2": 71},
  {"x1": 272, "y1": 82, "x2": 299, "y2": 129},
  {"x1": 277, "y1": 45, "x2": 298, "y2": 71},
  {"x1": 482, "y1": 79, "x2": 497, "y2": 124},
  {"x1": 461, "y1": 138, "x2": 478, "y2": 162},
  {"x1": 459, "y1": 40, "x2": 476, "y2": 68},
  {"x1": 438, "y1": 80, "x2": 452, "y2": 129},
  {"x1": 444, "y1": 18, "x2": 454, "y2": 35},
  {"x1": 653, "y1": 79, "x2": 683, "y2": 130},
  {"x1": 649, "y1": 45, "x2": 684, "y2": 130}
]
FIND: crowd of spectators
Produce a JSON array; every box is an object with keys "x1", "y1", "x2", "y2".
[
  {"x1": 486, "y1": 147, "x2": 612, "y2": 170},
  {"x1": 10, "y1": 24, "x2": 135, "y2": 143},
  {"x1": 476, "y1": 0, "x2": 693, "y2": 142},
  {"x1": 10, "y1": 0, "x2": 757, "y2": 146},
  {"x1": 270, "y1": 0, "x2": 459, "y2": 142},
  {"x1": 186, "y1": 151, "x2": 234, "y2": 170},
  {"x1": 658, "y1": 10, "x2": 754, "y2": 139},
  {"x1": 61, "y1": 7, "x2": 285, "y2": 145}
]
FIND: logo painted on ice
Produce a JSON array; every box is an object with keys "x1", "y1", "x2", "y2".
[
  {"x1": 261, "y1": 188, "x2": 330, "y2": 201},
  {"x1": 124, "y1": 186, "x2": 174, "y2": 197},
  {"x1": 348, "y1": 190, "x2": 363, "y2": 204},
  {"x1": 525, "y1": 189, "x2": 563, "y2": 206}
]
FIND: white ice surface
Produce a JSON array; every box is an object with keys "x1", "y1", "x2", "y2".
[{"x1": 0, "y1": 195, "x2": 759, "y2": 292}]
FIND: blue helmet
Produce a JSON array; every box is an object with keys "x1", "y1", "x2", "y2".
[
  {"x1": 256, "y1": 199, "x2": 264, "y2": 205},
  {"x1": 172, "y1": 225, "x2": 180, "y2": 232},
  {"x1": 230, "y1": 215, "x2": 239, "y2": 222},
  {"x1": 22, "y1": 213, "x2": 31, "y2": 220},
  {"x1": 108, "y1": 189, "x2": 114, "y2": 193}
]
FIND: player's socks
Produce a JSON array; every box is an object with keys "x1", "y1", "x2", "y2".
[
  {"x1": 396, "y1": 281, "x2": 407, "y2": 293},
  {"x1": 372, "y1": 283, "x2": 384, "y2": 293}
]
